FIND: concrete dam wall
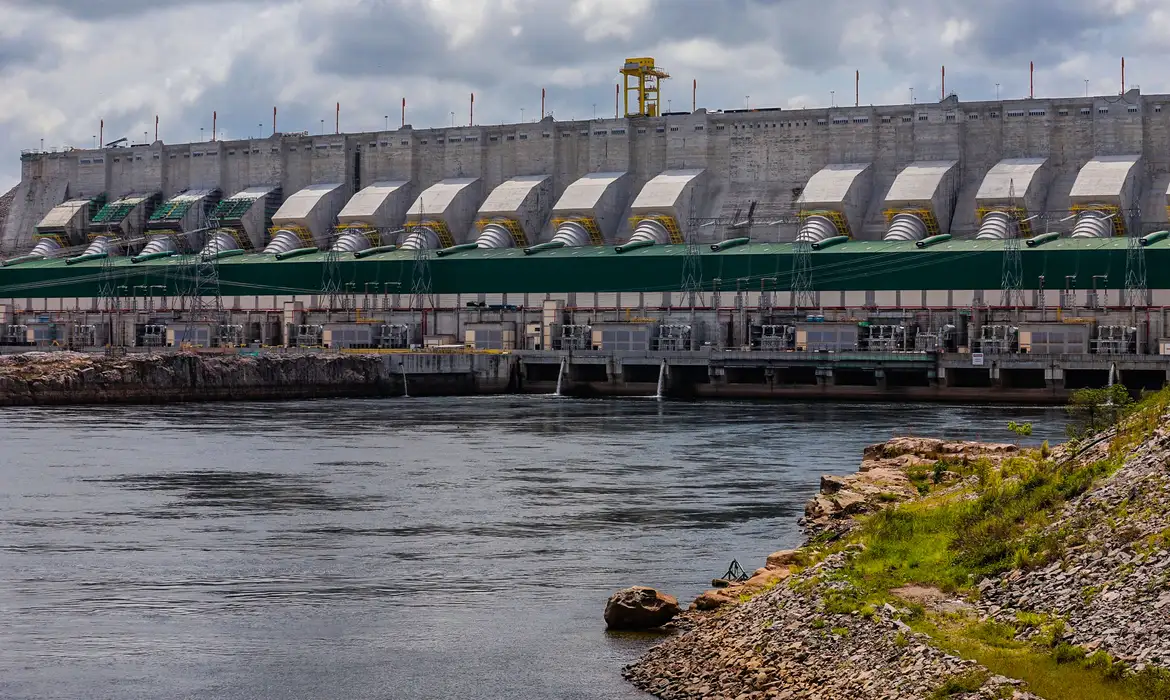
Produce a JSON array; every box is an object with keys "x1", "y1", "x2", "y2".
[{"x1": 8, "y1": 89, "x2": 1170, "y2": 255}]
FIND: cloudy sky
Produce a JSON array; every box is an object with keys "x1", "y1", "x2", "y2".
[{"x1": 1, "y1": 0, "x2": 1166, "y2": 191}]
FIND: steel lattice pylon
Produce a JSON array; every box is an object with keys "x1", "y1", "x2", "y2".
[
  {"x1": 790, "y1": 239, "x2": 816, "y2": 310},
  {"x1": 1124, "y1": 206, "x2": 1148, "y2": 308},
  {"x1": 97, "y1": 238, "x2": 122, "y2": 348},
  {"x1": 1000, "y1": 180, "x2": 1025, "y2": 309},
  {"x1": 185, "y1": 217, "x2": 224, "y2": 323},
  {"x1": 999, "y1": 228, "x2": 1024, "y2": 308},
  {"x1": 681, "y1": 202, "x2": 704, "y2": 350},
  {"x1": 408, "y1": 201, "x2": 434, "y2": 325},
  {"x1": 321, "y1": 228, "x2": 342, "y2": 312}
]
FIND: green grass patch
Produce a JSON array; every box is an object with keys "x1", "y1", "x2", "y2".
[
  {"x1": 816, "y1": 388, "x2": 1170, "y2": 699},
  {"x1": 919, "y1": 617, "x2": 1140, "y2": 700}
]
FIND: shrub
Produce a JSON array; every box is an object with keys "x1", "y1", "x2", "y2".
[
  {"x1": 1053, "y1": 642, "x2": 1087, "y2": 664},
  {"x1": 929, "y1": 670, "x2": 990, "y2": 699}
]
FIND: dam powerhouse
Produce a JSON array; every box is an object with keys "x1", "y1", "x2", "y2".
[{"x1": 3, "y1": 58, "x2": 1170, "y2": 402}]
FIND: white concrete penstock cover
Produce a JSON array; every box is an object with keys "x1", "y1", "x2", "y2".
[
  {"x1": 549, "y1": 172, "x2": 631, "y2": 244},
  {"x1": 798, "y1": 164, "x2": 873, "y2": 236},
  {"x1": 477, "y1": 176, "x2": 553, "y2": 240},
  {"x1": 405, "y1": 178, "x2": 483, "y2": 244},
  {"x1": 338, "y1": 181, "x2": 412, "y2": 230},
  {"x1": 882, "y1": 161, "x2": 960, "y2": 233},
  {"x1": 1069, "y1": 155, "x2": 1142, "y2": 208},
  {"x1": 271, "y1": 183, "x2": 346, "y2": 247}
]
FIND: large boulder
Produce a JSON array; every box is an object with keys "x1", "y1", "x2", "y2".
[{"x1": 604, "y1": 586, "x2": 680, "y2": 630}]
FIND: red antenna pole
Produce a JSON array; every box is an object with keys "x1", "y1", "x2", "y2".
[
  {"x1": 273, "y1": 106, "x2": 277, "y2": 135},
  {"x1": 1121, "y1": 56, "x2": 1126, "y2": 93},
  {"x1": 401, "y1": 97, "x2": 406, "y2": 127},
  {"x1": 99, "y1": 119, "x2": 103, "y2": 147},
  {"x1": 692, "y1": 79, "x2": 697, "y2": 111},
  {"x1": 1030, "y1": 61, "x2": 1034, "y2": 98},
  {"x1": 336, "y1": 102, "x2": 340, "y2": 134},
  {"x1": 856, "y1": 70, "x2": 860, "y2": 107},
  {"x1": 154, "y1": 115, "x2": 158, "y2": 142},
  {"x1": 212, "y1": 111, "x2": 217, "y2": 141},
  {"x1": 941, "y1": 65, "x2": 945, "y2": 99},
  {"x1": 541, "y1": 88, "x2": 546, "y2": 118},
  {"x1": 470, "y1": 92, "x2": 474, "y2": 126},
  {"x1": 615, "y1": 83, "x2": 620, "y2": 118}
]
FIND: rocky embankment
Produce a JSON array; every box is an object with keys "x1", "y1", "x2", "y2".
[
  {"x1": 625, "y1": 416, "x2": 1170, "y2": 699},
  {"x1": 975, "y1": 425, "x2": 1170, "y2": 669},
  {"x1": 0, "y1": 351, "x2": 406, "y2": 405}
]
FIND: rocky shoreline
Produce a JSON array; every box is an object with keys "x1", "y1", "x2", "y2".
[
  {"x1": 623, "y1": 404, "x2": 1170, "y2": 699},
  {"x1": 0, "y1": 351, "x2": 409, "y2": 405}
]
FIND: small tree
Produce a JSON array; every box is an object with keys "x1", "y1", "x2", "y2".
[
  {"x1": 1066, "y1": 385, "x2": 1133, "y2": 439},
  {"x1": 1007, "y1": 421, "x2": 1033, "y2": 439}
]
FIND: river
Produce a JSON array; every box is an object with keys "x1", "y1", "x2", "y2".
[{"x1": 0, "y1": 397, "x2": 1066, "y2": 700}]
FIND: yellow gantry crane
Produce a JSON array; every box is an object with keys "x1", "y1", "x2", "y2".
[{"x1": 621, "y1": 57, "x2": 670, "y2": 117}]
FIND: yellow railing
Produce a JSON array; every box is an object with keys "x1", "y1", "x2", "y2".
[
  {"x1": 551, "y1": 216, "x2": 604, "y2": 245},
  {"x1": 267, "y1": 225, "x2": 315, "y2": 246},
  {"x1": 406, "y1": 219, "x2": 455, "y2": 248},
  {"x1": 799, "y1": 209, "x2": 852, "y2": 238},
  {"x1": 1070, "y1": 204, "x2": 1126, "y2": 237},
  {"x1": 975, "y1": 206, "x2": 1034, "y2": 238},
  {"x1": 883, "y1": 208, "x2": 941, "y2": 237},
  {"x1": 475, "y1": 218, "x2": 528, "y2": 247},
  {"x1": 628, "y1": 214, "x2": 685, "y2": 244}
]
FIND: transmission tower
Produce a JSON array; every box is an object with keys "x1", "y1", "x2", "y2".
[
  {"x1": 1124, "y1": 205, "x2": 1147, "y2": 308},
  {"x1": 184, "y1": 218, "x2": 224, "y2": 323},
  {"x1": 408, "y1": 200, "x2": 434, "y2": 334},
  {"x1": 321, "y1": 227, "x2": 342, "y2": 312},
  {"x1": 680, "y1": 199, "x2": 704, "y2": 350},
  {"x1": 97, "y1": 236, "x2": 122, "y2": 348},
  {"x1": 790, "y1": 239, "x2": 816, "y2": 310},
  {"x1": 999, "y1": 180, "x2": 1025, "y2": 309}
]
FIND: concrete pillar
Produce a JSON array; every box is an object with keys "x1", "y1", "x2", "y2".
[
  {"x1": 875, "y1": 368, "x2": 887, "y2": 390},
  {"x1": 708, "y1": 365, "x2": 726, "y2": 386},
  {"x1": 1045, "y1": 366, "x2": 1065, "y2": 392},
  {"x1": 816, "y1": 367, "x2": 834, "y2": 386}
]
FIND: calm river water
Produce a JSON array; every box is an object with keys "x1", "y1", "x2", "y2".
[{"x1": 0, "y1": 397, "x2": 1065, "y2": 700}]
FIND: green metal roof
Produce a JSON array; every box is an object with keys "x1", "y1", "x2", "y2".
[{"x1": 0, "y1": 238, "x2": 1164, "y2": 299}]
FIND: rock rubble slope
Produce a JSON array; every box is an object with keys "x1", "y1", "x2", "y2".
[{"x1": 626, "y1": 394, "x2": 1170, "y2": 699}]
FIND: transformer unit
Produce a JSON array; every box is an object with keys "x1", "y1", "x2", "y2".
[
  {"x1": 219, "y1": 324, "x2": 246, "y2": 348},
  {"x1": 295, "y1": 324, "x2": 325, "y2": 347},
  {"x1": 915, "y1": 325, "x2": 956, "y2": 352},
  {"x1": 752, "y1": 324, "x2": 795, "y2": 351},
  {"x1": 68, "y1": 324, "x2": 98, "y2": 349},
  {"x1": 139, "y1": 324, "x2": 168, "y2": 347},
  {"x1": 377, "y1": 324, "x2": 413, "y2": 349},
  {"x1": 862, "y1": 324, "x2": 915, "y2": 352},
  {"x1": 976, "y1": 325, "x2": 1018, "y2": 354},
  {"x1": 3, "y1": 324, "x2": 30, "y2": 345},
  {"x1": 558, "y1": 324, "x2": 593, "y2": 350},
  {"x1": 1094, "y1": 325, "x2": 1137, "y2": 355},
  {"x1": 655, "y1": 324, "x2": 692, "y2": 352}
]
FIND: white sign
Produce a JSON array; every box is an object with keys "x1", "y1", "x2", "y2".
[{"x1": 972, "y1": 352, "x2": 985, "y2": 366}]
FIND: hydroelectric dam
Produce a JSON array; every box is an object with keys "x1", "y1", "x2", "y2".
[{"x1": 2, "y1": 59, "x2": 1170, "y2": 403}]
